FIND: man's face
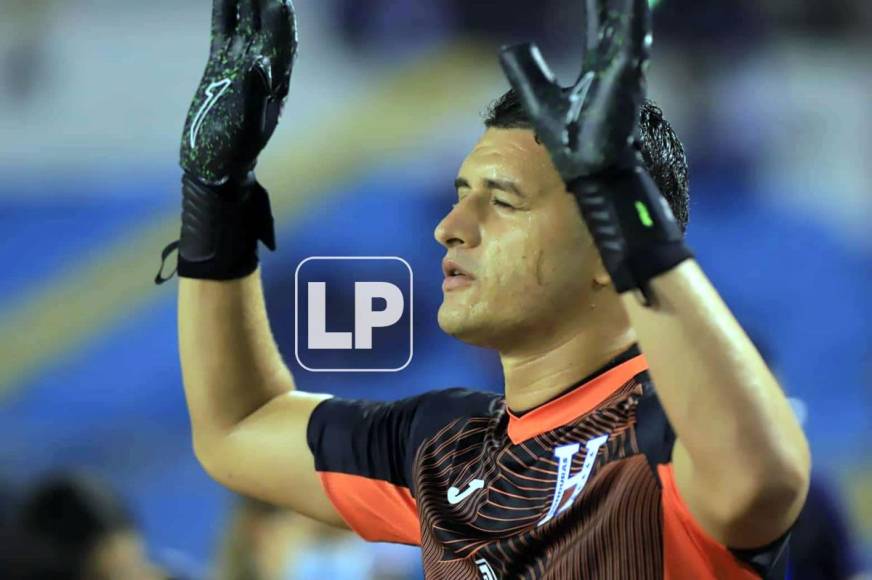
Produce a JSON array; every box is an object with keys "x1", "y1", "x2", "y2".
[{"x1": 435, "y1": 128, "x2": 602, "y2": 350}]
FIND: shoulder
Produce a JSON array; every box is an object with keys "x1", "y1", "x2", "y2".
[
  {"x1": 309, "y1": 387, "x2": 497, "y2": 423},
  {"x1": 408, "y1": 387, "x2": 502, "y2": 442},
  {"x1": 635, "y1": 378, "x2": 793, "y2": 579},
  {"x1": 307, "y1": 387, "x2": 501, "y2": 461},
  {"x1": 413, "y1": 387, "x2": 501, "y2": 416},
  {"x1": 306, "y1": 387, "x2": 500, "y2": 498}
]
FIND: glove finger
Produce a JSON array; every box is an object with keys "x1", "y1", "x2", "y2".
[
  {"x1": 580, "y1": 0, "x2": 647, "y2": 163},
  {"x1": 211, "y1": 0, "x2": 237, "y2": 53},
  {"x1": 261, "y1": 0, "x2": 297, "y2": 97},
  {"x1": 252, "y1": 56, "x2": 273, "y2": 94},
  {"x1": 631, "y1": 0, "x2": 653, "y2": 64},
  {"x1": 607, "y1": 0, "x2": 650, "y2": 61},
  {"x1": 584, "y1": 0, "x2": 601, "y2": 56},
  {"x1": 566, "y1": 71, "x2": 595, "y2": 126},
  {"x1": 594, "y1": 0, "x2": 621, "y2": 62},
  {"x1": 261, "y1": 0, "x2": 296, "y2": 45},
  {"x1": 224, "y1": 63, "x2": 270, "y2": 171},
  {"x1": 604, "y1": 0, "x2": 649, "y2": 92},
  {"x1": 237, "y1": 0, "x2": 259, "y2": 34},
  {"x1": 258, "y1": 0, "x2": 290, "y2": 27},
  {"x1": 499, "y1": 43, "x2": 563, "y2": 121},
  {"x1": 581, "y1": 51, "x2": 639, "y2": 162},
  {"x1": 247, "y1": 59, "x2": 283, "y2": 151}
]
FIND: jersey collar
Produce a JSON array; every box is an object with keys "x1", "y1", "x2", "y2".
[{"x1": 506, "y1": 352, "x2": 648, "y2": 445}]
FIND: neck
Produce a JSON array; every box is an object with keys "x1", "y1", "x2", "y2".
[{"x1": 500, "y1": 314, "x2": 636, "y2": 413}]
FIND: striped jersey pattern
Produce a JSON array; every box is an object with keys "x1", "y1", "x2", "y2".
[{"x1": 306, "y1": 347, "x2": 790, "y2": 579}]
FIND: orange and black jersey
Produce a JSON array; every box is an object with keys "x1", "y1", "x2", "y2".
[{"x1": 306, "y1": 347, "x2": 791, "y2": 579}]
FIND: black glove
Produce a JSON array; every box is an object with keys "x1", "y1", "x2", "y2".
[
  {"x1": 499, "y1": 0, "x2": 691, "y2": 303},
  {"x1": 156, "y1": 0, "x2": 297, "y2": 284}
]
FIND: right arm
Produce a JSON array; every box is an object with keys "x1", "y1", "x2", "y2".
[
  {"x1": 165, "y1": 0, "x2": 345, "y2": 527},
  {"x1": 169, "y1": 0, "x2": 427, "y2": 534},
  {"x1": 179, "y1": 271, "x2": 346, "y2": 527}
]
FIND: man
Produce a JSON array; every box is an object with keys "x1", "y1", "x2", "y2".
[
  {"x1": 214, "y1": 495, "x2": 399, "y2": 579},
  {"x1": 161, "y1": 0, "x2": 811, "y2": 577},
  {"x1": 790, "y1": 474, "x2": 870, "y2": 580},
  {"x1": 2, "y1": 474, "x2": 168, "y2": 580}
]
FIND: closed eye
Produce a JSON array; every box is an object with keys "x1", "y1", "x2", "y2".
[{"x1": 492, "y1": 198, "x2": 515, "y2": 209}]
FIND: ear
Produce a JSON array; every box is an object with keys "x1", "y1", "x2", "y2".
[
  {"x1": 593, "y1": 270, "x2": 611, "y2": 289},
  {"x1": 591, "y1": 252, "x2": 612, "y2": 289}
]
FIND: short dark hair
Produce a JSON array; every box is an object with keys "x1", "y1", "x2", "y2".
[
  {"x1": 484, "y1": 89, "x2": 690, "y2": 232},
  {"x1": 15, "y1": 474, "x2": 134, "y2": 578}
]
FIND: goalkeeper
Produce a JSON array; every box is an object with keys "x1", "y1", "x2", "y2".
[{"x1": 164, "y1": 0, "x2": 810, "y2": 577}]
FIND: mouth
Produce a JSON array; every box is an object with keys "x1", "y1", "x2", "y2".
[{"x1": 442, "y1": 259, "x2": 475, "y2": 292}]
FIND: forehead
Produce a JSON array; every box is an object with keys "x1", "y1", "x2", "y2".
[{"x1": 458, "y1": 128, "x2": 562, "y2": 196}]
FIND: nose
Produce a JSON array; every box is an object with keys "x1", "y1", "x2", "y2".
[{"x1": 434, "y1": 197, "x2": 482, "y2": 250}]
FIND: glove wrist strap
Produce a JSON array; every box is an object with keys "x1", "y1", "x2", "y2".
[
  {"x1": 569, "y1": 166, "x2": 692, "y2": 300},
  {"x1": 155, "y1": 172, "x2": 276, "y2": 284}
]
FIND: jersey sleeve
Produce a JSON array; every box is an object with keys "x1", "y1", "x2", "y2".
[
  {"x1": 658, "y1": 463, "x2": 791, "y2": 579},
  {"x1": 306, "y1": 388, "x2": 497, "y2": 545},
  {"x1": 636, "y1": 381, "x2": 791, "y2": 579}
]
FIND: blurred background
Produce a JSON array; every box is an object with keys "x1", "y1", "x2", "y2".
[{"x1": 0, "y1": 0, "x2": 869, "y2": 578}]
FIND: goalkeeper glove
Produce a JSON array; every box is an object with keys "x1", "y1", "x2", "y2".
[
  {"x1": 499, "y1": 0, "x2": 691, "y2": 304},
  {"x1": 156, "y1": 0, "x2": 297, "y2": 284}
]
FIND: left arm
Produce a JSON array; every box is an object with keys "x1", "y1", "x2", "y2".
[
  {"x1": 499, "y1": 0, "x2": 810, "y2": 550},
  {"x1": 622, "y1": 260, "x2": 810, "y2": 548}
]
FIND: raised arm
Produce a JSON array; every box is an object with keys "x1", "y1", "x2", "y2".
[
  {"x1": 179, "y1": 273, "x2": 343, "y2": 527},
  {"x1": 621, "y1": 262, "x2": 809, "y2": 548},
  {"x1": 163, "y1": 0, "x2": 345, "y2": 527},
  {"x1": 500, "y1": 0, "x2": 809, "y2": 549}
]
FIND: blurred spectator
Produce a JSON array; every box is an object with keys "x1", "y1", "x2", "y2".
[
  {"x1": 749, "y1": 332, "x2": 870, "y2": 579},
  {"x1": 790, "y1": 474, "x2": 870, "y2": 580},
  {"x1": 785, "y1": 396, "x2": 870, "y2": 580},
  {"x1": 2, "y1": 473, "x2": 168, "y2": 580},
  {"x1": 216, "y1": 496, "x2": 420, "y2": 579},
  {"x1": 216, "y1": 497, "x2": 298, "y2": 580}
]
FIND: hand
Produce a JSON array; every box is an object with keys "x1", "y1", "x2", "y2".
[
  {"x1": 155, "y1": 0, "x2": 297, "y2": 284},
  {"x1": 181, "y1": 0, "x2": 298, "y2": 185},
  {"x1": 499, "y1": 0, "x2": 651, "y2": 184},
  {"x1": 497, "y1": 0, "x2": 691, "y2": 302}
]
